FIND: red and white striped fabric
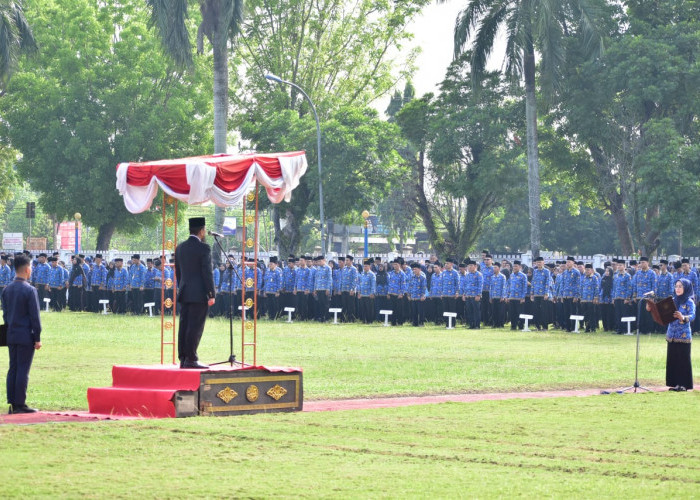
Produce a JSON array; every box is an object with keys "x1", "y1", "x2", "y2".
[{"x1": 116, "y1": 151, "x2": 308, "y2": 213}]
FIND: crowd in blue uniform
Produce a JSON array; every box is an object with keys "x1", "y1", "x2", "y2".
[{"x1": 1, "y1": 250, "x2": 698, "y2": 335}]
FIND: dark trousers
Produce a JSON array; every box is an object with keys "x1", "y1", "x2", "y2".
[
  {"x1": 582, "y1": 302, "x2": 597, "y2": 331},
  {"x1": 178, "y1": 301, "x2": 208, "y2": 363},
  {"x1": 491, "y1": 299, "x2": 505, "y2": 327},
  {"x1": 465, "y1": 297, "x2": 480, "y2": 328},
  {"x1": 600, "y1": 303, "x2": 615, "y2": 331},
  {"x1": 266, "y1": 293, "x2": 279, "y2": 320},
  {"x1": 614, "y1": 299, "x2": 627, "y2": 334},
  {"x1": 636, "y1": 301, "x2": 654, "y2": 334},
  {"x1": 410, "y1": 299, "x2": 424, "y2": 326},
  {"x1": 6, "y1": 344, "x2": 35, "y2": 406},
  {"x1": 481, "y1": 291, "x2": 491, "y2": 326},
  {"x1": 359, "y1": 296, "x2": 374, "y2": 323},
  {"x1": 50, "y1": 288, "x2": 64, "y2": 312},
  {"x1": 113, "y1": 291, "x2": 127, "y2": 314},
  {"x1": 389, "y1": 294, "x2": 402, "y2": 325},
  {"x1": 69, "y1": 286, "x2": 83, "y2": 311},
  {"x1": 508, "y1": 300, "x2": 523, "y2": 329},
  {"x1": 533, "y1": 296, "x2": 547, "y2": 330},
  {"x1": 341, "y1": 292, "x2": 356, "y2": 322},
  {"x1": 442, "y1": 296, "x2": 457, "y2": 325},
  {"x1": 562, "y1": 298, "x2": 575, "y2": 331},
  {"x1": 315, "y1": 291, "x2": 329, "y2": 321},
  {"x1": 130, "y1": 289, "x2": 143, "y2": 315}
]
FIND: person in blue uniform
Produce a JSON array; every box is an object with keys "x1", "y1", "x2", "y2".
[
  {"x1": 341, "y1": 255, "x2": 358, "y2": 322},
  {"x1": 281, "y1": 257, "x2": 297, "y2": 315},
  {"x1": 2, "y1": 254, "x2": 42, "y2": 414},
  {"x1": 531, "y1": 256, "x2": 551, "y2": 331},
  {"x1": 387, "y1": 259, "x2": 406, "y2": 326},
  {"x1": 313, "y1": 255, "x2": 332, "y2": 322},
  {"x1": 31, "y1": 253, "x2": 50, "y2": 306},
  {"x1": 441, "y1": 259, "x2": 460, "y2": 326},
  {"x1": 612, "y1": 259, "x2": 633, "y2": 334},
  {"x1": 111, "y1": 258, "x2": 130, "y2": 314},
  {"x1": 632, "y1": 257, "x2": 657, "y2": 333},
  {"x1": 174, "y1": 217, "x2": 216, "y2": 369},
  {"x1": 489, "y1": 262, "x2": 507, "y2": 328},
  {"x1": 264, "y1": 256, "x2": 282, "y2": 320},
  {"x1": 407, "y1": 262, "x2": 427, "y2": 326},
  {"x1": 506, "y1": 260, "x2": 528, "y2": 330},
  {"x1": 357, "y1": 258, "x2": 376, "y2": 324},
  {"x1": 462, "y1": 260, "x2": 483, "y2": 329},
  {"x1": 557, "y1": 256, "x2": 581, "y2": 332},
  {"x1": 374, "y1": 262, "x2": 388, "y2": 322},
  {"x1": 480, "y1": 254, "x2": 495, "y2": 326},
  {"x1": 652, "y1": 278, "x2": 694, "y2": 391},
  {"x1": 599, "y1": 266, "x2": 615, "y2": 332},
  {"x1": 0, "y1": 255, "x2": 11, "y2": 299},
  {"x1": 48, "y1": 257, "x2": 67, "y2": 312},
  {"x1": 579, "y1": 264, "x2": 600, "y2": 332},
  {"x1": 128, "y1": 255, "x2": 146, "y2": 315}
]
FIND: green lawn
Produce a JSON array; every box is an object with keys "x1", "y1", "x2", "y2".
[
  {"x1": 1, "y1": 312, "x2": 698, "y2": 498},
  {"x1": 0, "y1": 312, "x2": 693, "y2": 410}
]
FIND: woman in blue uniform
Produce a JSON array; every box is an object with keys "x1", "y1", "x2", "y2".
[{"x1": 660, "y1": 278, "x2": 695, "y2": 391}]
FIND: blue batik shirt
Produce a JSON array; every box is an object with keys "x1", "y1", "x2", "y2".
[
  {"x1": 295, "y1": 267, "x2": 311, "y2": 292},
  {"x1": 130, "y1": 263, "x2": 147, "y2": 288},
  {"x1": 112, "y1": 267, "x2": 130, "y2": 291},
  {"x1": 332, "y1": 267, "x2": 342, "y2": 293},
  {"x1": 507, "y1": 271, "x2": 528, "y2": 300},
  {"x1": 579, "y1": 273, "x2": 600, "y2": 302},
  {"x1": 48, "y1": 265, "x2": 66, "y2": 288},
  {"x1": 33, "y1": 262, "x2": 50, "y2": 286},
  {"x1": 213, "y1": 268, "x2": 220, "y2": 289},
  {"x1": 407, "y1": 272, "x2": 427, "y2": 300},
  {"x1": 490, "y1": 273, "x2": 507, "y2": 299},
  {"x1": 441, "y1": 268, "x2": 460, "y2": 296},
  {"x1": 144, "y1": 267, "x2": 157, "y2": 289},
  {"x1": 387, "y1": 269, "x2": 406, "y2": 295},
  {"x1": 243, "y1": 266, "x2": 263, "y2": 292},
  {"x1": 462, "y1": 271, "x2": 483, "y2": 297},
  {"x1": 612, "y1": 271, "x2": 632, "y2": 300},
  {"x1": 341, "y1": 265, "x2": 359, "y2": 293},
  {"x1": 655, "y1": 271, "x2": 674, "y2": 299},
  {"x1": 429, "y1": 271, "x2": 442, "y2": 298},
  {"x1": 90, "y1": 264, "x2": 107, "y2": 288},
  {"x1": 666, "y1": 299, "x2": 695, "y2": 343},
  {"x1": 314, "y1": 264, "x2": 332, "y2": 291},
  {"x1": 559, "y1": 268, "x2": 581, "y2": 299},
  {"x1": 358, "y1": 270, "x2": 376, "y2": 296},
  {"x1": 401, "y1": 267, "x2": 412, "y2": 294},
  {"x1": 0, "y1": 264, "x2": 11, "y2": 286},
  {"x1": 283, "y1": 266, "x2": 297, "y2": 292},
  {"x1": 264, "y1": 267, "x2": 283, "y2": 294},
  {"x1": 531, "y1": 268, "x2": 552, "y2": 297},
  {"x1": 480, "y1": 263, "x2": 494, "y2": 292},
  {"x1": 632, "y1": 269, "x2": 656, "y2": 299}
]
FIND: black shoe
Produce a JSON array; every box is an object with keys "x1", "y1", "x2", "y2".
[
  {"x1": 180, "y1": 361, "x2": 209, "y2": 369},
  {"x1": 10, "y1": 404, "x2": 38, "y2": 414}
]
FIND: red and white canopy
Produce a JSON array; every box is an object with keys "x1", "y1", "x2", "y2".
[{"x1": 116, "y1": 151, "x2": 308, "y2": 213}]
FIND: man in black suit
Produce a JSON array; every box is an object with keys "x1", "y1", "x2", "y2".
[
  {"x1": 175, "y1": 217, "x2": 216, "y2": 369},
  {"x1": 2, "y1": 254, "x2": 42, "y2": 414}
]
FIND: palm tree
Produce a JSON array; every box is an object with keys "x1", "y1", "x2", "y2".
[
  {"x1": 442, "y1": 0, "x2": 605, "y2": 257},
  {"x1": 0, "y1": 0, "x2": 36, "y2": 91},
  {"x1": 146, "y1": 0, "x2": 244, "y2": 243}
]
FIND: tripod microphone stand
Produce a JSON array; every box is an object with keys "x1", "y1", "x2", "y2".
[
  {"x1": 603, "y1": 295, "x2": 652, "y2": 394},
  {"x1": 209, "y1": 234, "x2": 243, "y2": 367}
]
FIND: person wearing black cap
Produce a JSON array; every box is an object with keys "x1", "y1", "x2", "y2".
[
  {"x1": 0, "y1": 254, "x2": 11, "y2": 298},
  {"x1": 89, "y1": 254, "x2": 107, "y2": 313},
  {"x1": 612, "y1": 259, "x2": 632, "y2": 334},
  {"x1": 357, "y1": 258, "x2": 376, "y2": 324},
  {"x1": 441, "y1": 259, "x2": 460, "y2": 327},
  {"x1": 531, "y1": 257, "x2": 551, "y2": 331},
  {"x1": 579, "y1": 264, "x2": 600, "y2": 332},
  {"x1": 281, "y1": 256, "x2": 297, "y2": 314},
  {"x1": 506, "y1": 260, "x2": 527, "y2": 330},
  {"x1": 332, "y1": 257, "x2": 344, "y2": 311},
  {"x1": 264, "y1": 257, "x2": 282, "y2": 320},
  {"x1": 599, "y1": 266, "x2": 615, "y2": 332},
  {"x1": 341, "y1": 255, "x2": 358, "y2": 322},
  {"x1": 32, "y1": 253, "x2": 50, "y2": 306},
  {"x1": 480, "y1": 254, "x2": 495, "y2": 327},
  {"x1": 174, "y1": 217, "x2": 216, "y2": 369},
  {"x1": 557, "y1": 257, "x2": 581, "y2": 332},
  {"x1": 2, "y1": 254, "x2": 42, "y2": 414},
  {"x1": 632, "y1": 257, "x2": 656, "y2": 334},
  {"x1": 387, "y1": 259, "x2": 406, "y2": 325}
]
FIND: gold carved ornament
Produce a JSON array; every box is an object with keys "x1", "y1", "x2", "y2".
[
  {"x1": 246, "y1": 215, "x2": 254, "y2": 224},
  {"x1": 164, "y1": 298, "x2": 173, "y2": 308},
  {"x1": 165, "y1": 195, "x2": 176, "y2": 205},
  {"x1": 246, "y1": 385, "x2": 259, "y2": 402},
  {"x1": 216, "y1": 387, "x2": 238, "y2": 404},
  {"x1": 245, "y1": 278, "x2": 254, "y2": 288},
  {"x1": 164, "y1": 321, "x2": 173, "y2": 330},
  {"x1": 267, "y1": 385, "x2": 287, "y2": 401},
  {"x1": 245, "y1": 298, "x2": 253, "y2": 308},
  {"x1": 165, "y1": 278, "x2": 173, "y2": 288},
  {"x1": 246, "y1": 238, "x2": 254, "y2": 248},
  {"x1": 165, "y1": 217, "x2": 174, "y2": 227},
  {"x1": 245, "y1": 321, "x2": 253, "y2": 331},
  {"x1": 246, "y1": 192, "x2": 255, "y2": 202},
  {"x1": 165, "y1": 240, "x2": 174, "y2": 250}
]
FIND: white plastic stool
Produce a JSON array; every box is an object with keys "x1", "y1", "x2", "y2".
[
  {"x1": 144, "y1": 302, "x2": 156, "y2": 317},
  {"x1": 519, "y1": 314, "x2": 534, "y2": 331},
  {"x1": 284, "y1": 307, "x2": 295, "y2": 323},
  {"x1": 329, "y1": 308, "x2": 343, "y2": 324},
  {"x1": 443, "y1": 311, "x2": 457, "y2": 329},
  {"x1": 43, "y1": 297, "x2": 51, "y2": 312},
  {"x1": 238, "y1": 305, "x2": 251, "y2": 320},
  {"x1": 99, "y1": 299, "x2": 110, "y2": 314},
  {"x1": 380, "y1": 310, "x2": 393, "y2": 326},
  {"x1": 621, "y1": 316, "x2": 636, "y2": 335},
  {"x1": 570, "y1": 315, "x2": 585, "y2": 333}
]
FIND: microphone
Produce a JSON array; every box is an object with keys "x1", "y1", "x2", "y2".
[
  {"x1": 643, "y1": 291, "x2": 655, "y2": 297},
  {"x1": 207, "y1": 230, "x2": 224, "y2": 238}
]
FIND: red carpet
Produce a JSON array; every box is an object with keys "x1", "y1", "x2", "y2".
[{"x1": 88, "y1": 364, "x2": 302, "y2": 418}]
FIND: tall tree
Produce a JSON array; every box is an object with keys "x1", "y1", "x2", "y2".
[
  {"x1": 0, "y1": 0, "x2": 213, "y2": 249},
  {"x1": 396, "y1": 59, "x2": 522, "y2": 259},
  {"x1": 146, "y1": 0, "x2": 244, "y2": 246},
  {"x1": 234, "y1": 0, "x2": 429, "y2": 255},
  {"x1": 0, "y1": 0, "x2": 35, "y2": 91},
  {"x1": 552, "y1": 0, "x2": 700, "y2": 255},
  {"x1": 442, "y1": 0, "x2": 607, "y2": 257}
]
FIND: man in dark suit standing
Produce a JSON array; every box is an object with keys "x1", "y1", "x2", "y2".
[
  {"x1": 175, "y1": 217, "x2": 216, "y2": 369},
  {"x1": 2, "y1": 254, "x2": 42, "y2": 414}
]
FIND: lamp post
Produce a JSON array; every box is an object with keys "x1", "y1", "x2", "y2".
[
  {"x1": 74, "y1": 212, "x2": 82, "y2": 254},
  {"x1": 362, "y1": 210, "x2": 370, "y2": 258},
  {"x1": 264, "y1": 73, "x2": 325, "y2": 253}
]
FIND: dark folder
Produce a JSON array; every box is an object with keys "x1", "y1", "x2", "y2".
[
  {"x1": 647, "y1": 297, "x2": 677, "y2": 326},
  {"x1": 0, "y1": 324, "x2": 6, "y2": 347}
]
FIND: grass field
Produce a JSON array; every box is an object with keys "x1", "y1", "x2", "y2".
[{"x1": 0, "y1": 312, "x2": 698, "y2": 498}]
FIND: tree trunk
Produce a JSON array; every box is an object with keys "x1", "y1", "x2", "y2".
[
  {"x1": 609, "y1": 193, "x2": 634, "y2": 255},
  {"x1": 95, "y1": 221, "x2": 116, "y2": 251},
  {"x1": 212, "y1": 23, "x2": 229, "y2": 264},
  {"x1": 524, "y1": 47, "x2": 541, "y2": 258},
  {"x1": 412, "y1": 150, "x2": 447, "y2": 258},
  {"x1": 273, "y1": 206, "x2": 301, "y2": 258}
]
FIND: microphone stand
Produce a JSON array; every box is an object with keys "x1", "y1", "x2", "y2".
[
  {"x1": 604, "y1": 296, "x2": 652, "y2": 394},
  {"x1": 209, "y1": 234, "x2": 243, "y2": 367}
]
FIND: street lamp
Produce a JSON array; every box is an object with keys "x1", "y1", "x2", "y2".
[
  {"x1": 264, "y1": 73, "x2": 325, "y2": 253},
  {"x1": 74, "y1": 212, "x2": 82, "y2": 254},
  {"x1": 362, "y1": 210, "x2": 370, "y2": 258}
]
